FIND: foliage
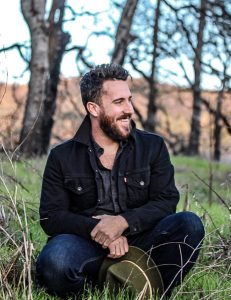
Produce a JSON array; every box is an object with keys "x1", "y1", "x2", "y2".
[{"x1": 0, "y1": 152, "x2": 230, "y2": 299}]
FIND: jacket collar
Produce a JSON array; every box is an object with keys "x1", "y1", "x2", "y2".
[
  {"x1": 73, "y1": 115, "x2": 92, "y2": 146},
  {"x1": 73, "y1": 114, "x2": 136, "y2": 146}
]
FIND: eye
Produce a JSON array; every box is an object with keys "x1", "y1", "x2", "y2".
[{"x1": 113, "y1": 99, "x2": 123, "y2": 104}]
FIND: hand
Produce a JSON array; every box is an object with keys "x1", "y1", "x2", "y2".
[
  {"x1": 91, "y1": 215, "x2": 129, "y2": 247},
  {"x1": 107, "y1": 236, "x2": 129, "y2": 259}
]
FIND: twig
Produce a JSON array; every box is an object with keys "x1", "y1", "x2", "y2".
[{"x1": 192, "y1": 171, "x2": 231, "y2": 213}]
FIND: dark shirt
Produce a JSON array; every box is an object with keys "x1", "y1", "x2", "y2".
[{"x1": 91, "y1": 138, "x2": 127, "y2": 215}]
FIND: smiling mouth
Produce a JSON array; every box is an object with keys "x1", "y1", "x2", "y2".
[
  {"x1": 120, "y1": 118, "x2": 130, "y2": 122},
  {"x1": 117, "y1": 115, "x2": 131, "y2": 122},
  {"x1": 117, "y1": 117, "x2": 131, "y2": 132}
]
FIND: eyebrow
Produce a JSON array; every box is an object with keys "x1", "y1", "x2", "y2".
[{"x1": 112, "y1": 95, "x2": 133, "y2": 102}]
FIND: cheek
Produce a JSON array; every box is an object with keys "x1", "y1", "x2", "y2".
[{"x1": 104, "y1": 108, "x2": 123, "y2": 119}]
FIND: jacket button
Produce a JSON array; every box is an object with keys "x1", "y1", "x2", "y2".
[
  {"x1": 139, "y1": 181, "x2": 144, "y2": 186},
  {"x1": 77, "y1": 186, "x2": 82, "y2": 192}
]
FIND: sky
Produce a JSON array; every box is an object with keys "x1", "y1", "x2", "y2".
[
  {"x1": 0, "y1": 0, "x2": 113, "y2": 84},
  {"x1": 0, "y1": 0, "x2": 225, "y2": 90}
]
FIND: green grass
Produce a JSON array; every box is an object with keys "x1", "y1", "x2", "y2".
[{"x1": 0, "y1": 153, "x2": 230, "y2": 299}]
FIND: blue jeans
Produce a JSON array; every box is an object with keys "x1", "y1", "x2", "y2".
[{"x1": 36, "y1": 212, "x2": 204, "y2": 298}]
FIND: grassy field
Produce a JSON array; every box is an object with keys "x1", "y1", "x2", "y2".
[{"x1": 0, "y1": 152, "x2": 230, "y2": 299}]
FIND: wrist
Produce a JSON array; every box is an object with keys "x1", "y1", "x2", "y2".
[{"x1": 117, "y1": 215, "x2": 129, "y2": 231}]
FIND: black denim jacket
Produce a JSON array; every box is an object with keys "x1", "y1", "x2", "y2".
[{"x1": 39, "y1": 116, "x2": 179, "y2": 239}]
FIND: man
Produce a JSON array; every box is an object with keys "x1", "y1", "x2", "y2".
[{"x1": 36, "y1": 63, "x2": 204, "y2": 298}]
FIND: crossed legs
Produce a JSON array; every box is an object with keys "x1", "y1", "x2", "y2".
[{"x1": 36, "y1": 212, "x2": 204, "y2": 298}]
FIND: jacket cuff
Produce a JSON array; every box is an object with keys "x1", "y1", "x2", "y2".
[{"x1": 120, "y1": 211, "x2": 141, "y2": 236}]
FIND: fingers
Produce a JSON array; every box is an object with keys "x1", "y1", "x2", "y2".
[
  {"x1": 91, "y1": 225, "x2": 99, "y2": 240},
  {"x1": 93, "y1": 232, "x2": 110, "y2": 246},
  {"x1": 91, "y1": 216, "x2": 127, "y2": 247},
  {"x1": 92, "y1": 214, "x2": 109, "y2": 220},
  {"x1": 90, "y1": 219, "x2": 113, "y2": 242},
  {"x1": 92, "y1": 216, "x2": 102, "y2": 220},
  {"x1": 123, "y1": 236, "x2": 129, "y2": 253},
  {"x1": 107, "y1": 243, "x2": 120, "y2": 258},
  {"x1": 102, "y1": 238, "x2": 111, "y2": 248},
  {"x1": 107, "y1": 236, "x2": 129, "y2": 258}
]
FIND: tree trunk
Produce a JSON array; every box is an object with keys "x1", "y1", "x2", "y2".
[
  {"x1": 112, "y1": 0, "x2": 139, "y2": 65},
  {"x1": 214, "y1": 77, "x2": 226, "y2": 161},
  {"x1": 19, "y1": 0, "x2": 49, "y2": 156},
  {"x1": 41, "y1": 0, "x2": 70, "y2": 155},
  {"x1": 214, "y1": 98, "x2": 222, "y2": 161},
  {"x1": 19, "y1": 0, "x2": 69, "y2": 156},
  {"x1": 144, "y1": 0, "x2": 161, "y2": 133},
  {"x1": 188, "y1": 0, "x2": 206, "y2": 155}
]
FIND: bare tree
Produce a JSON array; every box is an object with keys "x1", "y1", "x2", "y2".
[
  {"x1": 129, "y1": 0, "x2": 162, "y2": 133},
  {"x1": 112, "y1": 0, "x2": 139, "y2": 65},
  {"x1": 19, "y1": 0, "x2": 49, "y2": 156},
  {"x1": 195, "y1": 0, "x2": 231, "y2": 160},
  {"x1": 188, "y1": 0, "x2": 207, "y2": 155},
  {"x1": 41, "y1": 1, "x2": 70, "y2": 154},
  {"x1": 146, "y1": 0, "x2": 161, "y2": 133},
  {"x1": 18, "y1": 0, "x2": 70, "y2": 156}
]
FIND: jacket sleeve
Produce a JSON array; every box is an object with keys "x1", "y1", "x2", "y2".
[
  {"x1": 121, "y1": 138, "x2": 179, "y2": 235},
  {"x1": 39, "y1": 150, "x2": 98, "y2": 239}
]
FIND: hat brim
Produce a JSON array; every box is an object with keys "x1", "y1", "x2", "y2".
[{"x1": 98, "y1": 246, "x2": 164, "y2": 298}]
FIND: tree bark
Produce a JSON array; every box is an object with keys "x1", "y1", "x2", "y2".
[
  {"x1": 144, "y1": 0, "x2": 161, "y2": 133},
  {"x1": 214, "y1": 75, "x2": 227, "y2": 161},
  {"x1": 19, "y1": 0, "x2": 69, "y2": 156},
  {"x1": 19, "y1": 0, "x2": 49, "y2": 155},
  {"x1": 188, "y1": 0, "x2": 206, "y2": 155},
  {"x1": 112, "y1": 0, "x2": 139, "y2": 65},
  {"x1": 41, "y1": 0, "x2": 70, "y2": 155}
]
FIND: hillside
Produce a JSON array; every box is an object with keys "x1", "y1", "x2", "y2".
[{"x1": 0, "y1": 78, "x2": 230, "y2": 161}]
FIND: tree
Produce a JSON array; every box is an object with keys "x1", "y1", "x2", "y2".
[
  {"x1": 111, "y1": 0, "x2": 139, "y2": 65},
  {"x1": 129, "y1": 0, "x2": 163, "y2": 133},
  {"x1": 19, "y1": 0, "x2": 49, "y2": 156},
  {"x1": 188, "y1": 0, "x2": 207, "y2": 155},
  {"x1": 201, "y1": 0, "x2": 231, "y2": 160},
  {"x1": 19, "y1": 0, "x2": 70, "y2": 156},
  {"x1": 41, "y1": 1, "x2": 70, "y2": 154},
  {"x1": 161, "y1": 0, "x2": 231, "y2": 158},
  {"x1": 162, "y1": 0, "x2": 207, "y2": 155}
]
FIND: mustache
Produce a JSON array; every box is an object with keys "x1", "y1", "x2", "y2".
[{"x1": 117, "y1": 113, "x2": 132, "y2": 121}]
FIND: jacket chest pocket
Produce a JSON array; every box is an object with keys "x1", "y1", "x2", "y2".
[
  {"x1": 124, "y1": 167, "x2": 150, "y2": 208},
  {"x1": 64, "y1": 176, "x2": 97, "y2": 211}
]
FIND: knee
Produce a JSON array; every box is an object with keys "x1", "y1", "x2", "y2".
[
  {"x1": 37, "y1": 248, "x2": 66, "y2": 277},
  {"x1": 36, "y1": 247, "x2": 84, "y2": 295},
  {"x1": 177, "y1": 211, "x2": 205, "y2": 242}
]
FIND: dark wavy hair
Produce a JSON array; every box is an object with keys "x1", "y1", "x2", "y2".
[{"x1": 80, "y1": 63, "x2": 130, "y2": 111}]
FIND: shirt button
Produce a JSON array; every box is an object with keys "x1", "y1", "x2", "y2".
[
  {"x1": 134, "y1": 227, "x2": 137, "y2": 232},
  {"x1": 77, "y1": 186, "x2": 82, "y2": 192},
  {"x1": 139, "y1": 181, "x2": 145, "y2": 186},
  {"x1": 98, "y1": 199, "x2": 101, "y2": 202}
]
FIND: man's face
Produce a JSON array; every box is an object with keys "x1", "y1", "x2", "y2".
[{"x1": 98, "y1": 80, "x2": 134, "y2": 141}]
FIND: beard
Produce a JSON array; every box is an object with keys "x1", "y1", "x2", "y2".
[{"x1": 99, "y1": 111, "x2": 132, "y2": 141}]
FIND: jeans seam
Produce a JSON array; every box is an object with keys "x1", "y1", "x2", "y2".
[{"x1": 78, "y1": 254, "x2": 104, "y2": 273}]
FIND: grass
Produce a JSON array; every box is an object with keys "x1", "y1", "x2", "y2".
[{"x1": 0, "y1": 152, "x2": 230, "y2": 299}]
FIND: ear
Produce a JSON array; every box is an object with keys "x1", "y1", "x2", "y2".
[{"x1": 86, "y1": 102, "x2": 100, "y2": 117}]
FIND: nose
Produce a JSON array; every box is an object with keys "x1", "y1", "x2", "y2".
[{"x1": 123, "y1": 100, "x2": 134, "y2": 115}]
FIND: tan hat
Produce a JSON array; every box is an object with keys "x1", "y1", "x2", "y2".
[{"x1": 98, "y1": 246, "x2": 164, "y2": 299}]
